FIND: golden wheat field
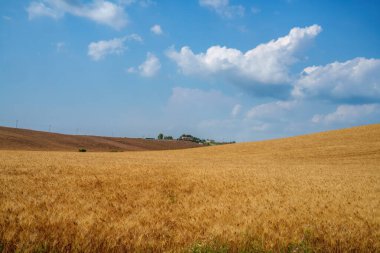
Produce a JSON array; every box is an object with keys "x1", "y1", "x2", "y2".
[{"x1": 0, "y1": 124, "x2": 380, "y2": 252}]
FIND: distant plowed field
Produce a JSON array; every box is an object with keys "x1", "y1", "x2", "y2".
[
  {"x1": 0, "y1": 126, "x2": 200, "y2": 151},
  {"x1": 0, "y1": 124, "x2": 379, "y2": 252}
]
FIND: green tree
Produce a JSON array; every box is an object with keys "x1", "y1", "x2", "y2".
[{"x1": 157, "y1": 133, "x2": 164, "y2": 140}]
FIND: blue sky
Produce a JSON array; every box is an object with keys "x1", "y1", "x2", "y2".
[{"x1": 1, "y1": 0, "x2": 379, "y2": 141}]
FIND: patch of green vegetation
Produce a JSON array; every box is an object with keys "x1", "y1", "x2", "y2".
[
  {"x1": 281, "y1": 229, "x2": 315, "y2": 253},
  {"x1": 168, "y1": 193, "x2": 177, "y2": 204},
  {"x1": 283, "y1": 241, "x2": 314, "y2": 253},
  {"x1": 187, "y1": 231, "x2": 317, "y2": 253},
  {"x1": 32, "y1": 243, "x2": 49, "y2": 253},
  {"x1": 78, "y1": 148, "x2": 87, "y2": 152},
  {"x1": 188, "y1": 237, "x2": 253, "y2": 253},
  {"x1": 189, "y1": 242, "x2": 229, "y2": 253}
]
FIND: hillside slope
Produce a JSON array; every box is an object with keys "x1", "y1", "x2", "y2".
[
  {"x1": 196, "y1": 123, "x2": 380, "y2": 159},
  {"x1": 0, "y1": 126, "x2": 201, "y2": 151},
  {"x1": 0, "y1": 124, "x2": 379, "y2": 252}
]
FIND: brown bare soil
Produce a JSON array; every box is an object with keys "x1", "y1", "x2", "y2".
[
  {"x1": 0, "y1": 126, "x2": 201, "y2": 152},
  {"x1": 0, "y1": 124, "x2": 379, "y2": 252}
]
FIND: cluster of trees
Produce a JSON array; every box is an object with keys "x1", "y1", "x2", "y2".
[
  {"x1": 178, "y1": 134, "x2": 205, "y2": 143},
  {"x1": 157, "y1": 133, "x2": 173, "y2": 140},
  {"x1": 155, "y1": 133, "x2": 235, "y2": 145}
]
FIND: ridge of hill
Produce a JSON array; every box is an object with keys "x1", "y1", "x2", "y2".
[{"x1": 0, "y1": 126, "x2": 201, "y2": 151}]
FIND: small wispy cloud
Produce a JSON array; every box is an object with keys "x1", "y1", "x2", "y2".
[
  {"x1": 150, "y1": 24, "x2": 163, "y2": 35},
  {"x1": 128, "y1": 53, "x2": 161, "y2": 77},
  {"x1": 138, "y1": 53, "x2": 161, "y2": 77},
  {"x1": 88, "y1": 34, "x2": 142, "y2": 61},
  {"x1": 311, "y1": 104, "x2": 380, "y2": 125},
  {"x1": 246, "y1": 100, "x2": 297, "y2": 120},
  {"x1": 27, "y1": 1, "x2": 63, "y2": 19},
  {"x1": 56, "y1": 42, "x2": 65, "y2": 52},
  {"x1": 251, "y1": 6, "x2": 261, "y2": 14},
  {"x1": 199, "y1": 0, "x2": 244, "y2": 18},
  {"x1": 27, "y1": 0, "x2": 128, "y2": 30},
  {"x1": 121, "y1": 0, "x2": 155, "y2": 8},
  {"x1": 2, "y1": 15, "x2": 12, "y2": 21},
  {"x1": 231, "y1": 104, "x2": 242, "y2": 117}
]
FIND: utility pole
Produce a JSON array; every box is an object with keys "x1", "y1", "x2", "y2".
[
  {"x1": 49, "y1": 125, "x2": 52, "y2": 132},
  {"x1": 15, "y1": 120, "x2": 18, "y2": 128}
]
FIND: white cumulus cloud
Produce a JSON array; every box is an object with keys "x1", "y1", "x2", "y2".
[
  {"x1": 27, "y1": 0, "x2": 128, "y2": 29},
  {"x1": 293, "y1": 57, "x2": 380, "y2": 101},
  {"x1": 150, "y1": 24, "x2": 163, "y2": 35},
  {"x1": 312, "y1": 104, "x2": 380, "y2": 125},
  {"x1": 137, "y1": 53, "x2": 161, "y2": 77},
  {"x1": 167, "y1": 25, "x2": 322, "y2": 85},
  {"x1": 88, "y1": 34, "x2": 142, "y2": 61},
  {"x1": 199, "y1": 0, "x2": 244, "y2": 18}
]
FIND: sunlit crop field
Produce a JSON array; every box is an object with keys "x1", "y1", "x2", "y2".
[{"x1": 1, "y1": 124, "x2": 380, "y2": 252}]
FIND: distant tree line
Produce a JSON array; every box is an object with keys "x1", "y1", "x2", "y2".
[
  {"x1": 150, "y1": 133, "x2": 235, "y2": 145},
  {"x1": 157, "y1": 133, "x2": 173, "y2": 140}
]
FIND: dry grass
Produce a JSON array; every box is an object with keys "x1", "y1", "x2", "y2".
[{"x1": 0, "y1": 124, "x2": 380, "y2": 252}]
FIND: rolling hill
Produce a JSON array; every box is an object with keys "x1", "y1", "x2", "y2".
[
  {"x1": 0, "y1": 126, "x2": 201, "y2": 151},
  {"x1": 0, "y1": 123, "x2": 379, "y2": 252}
]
